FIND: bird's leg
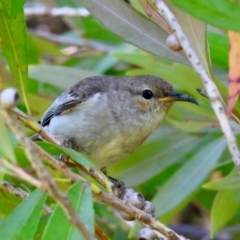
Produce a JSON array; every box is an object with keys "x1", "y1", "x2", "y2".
[
  {"x1": 101, "y1": 168, "x2": 125, "y2": 198},
  {"x1": 102, "y1": 170, "x2": 155, "y2": 222},
  {"x1": 59, "y1": 138, "x2": 73, "y2": 162},
  {"x1": 108, "y1": 176, "x2": 126, "y2": 198}
]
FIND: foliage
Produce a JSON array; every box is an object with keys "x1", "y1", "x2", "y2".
[{"x1": 0, "y1": 0, "x2": 240, "y2": 239}]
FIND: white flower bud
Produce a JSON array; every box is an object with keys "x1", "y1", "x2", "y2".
[
  {"x1": 0, "y1": 88, "x2": 20, "y2": 109},
  {"x1": 166, "y1": 34, "x2": 182, "y2": 51},
  {"x1": 121, "y1": 187, "x2": 135, "y2": 202},
  {"x1": 138, "y1": 228, "x2": 157, "y2": 240},
  {"x1": 142, "y1": 201, "x2": 155, "y2": 216},
  {"x1": 119, "y1": 211, "x2": 135, "y2": 221},
  {"x1": 126, "y1": 192, "x2": 145, "y2": 209}
]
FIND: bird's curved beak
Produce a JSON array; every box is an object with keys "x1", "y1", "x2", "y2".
[{"x1": 159, "y1": 91, "x2": 198, "y2": 105}]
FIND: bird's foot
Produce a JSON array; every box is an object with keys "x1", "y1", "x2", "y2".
[
  {"x1": 60, "y1": 138, "x2": 73, "y2": 162},
  {"x1": 108, "y1": 176, "x2": 125, "y2": 198},
  {"x1": 106, "y1": 175, "x2": 155, "y2": 220}
]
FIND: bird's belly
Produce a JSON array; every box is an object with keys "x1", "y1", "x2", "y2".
[{"x1": 89, "y1": 134, "x2": 145, "y2": 169}]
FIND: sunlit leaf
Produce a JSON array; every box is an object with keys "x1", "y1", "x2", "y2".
[
  {"x1": 10, "y1": 0, "x2": 25, "y2": 17},
  {"x1": 171, "y1": 0, "x2": 240, "y2": 32},
  {"x1": 0, "y1": 0, "x2": 29, "y2": 112}
]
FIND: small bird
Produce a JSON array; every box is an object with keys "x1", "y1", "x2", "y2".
[{"x1": 40, "y1": 75, "x2": 197, "y2": 170}]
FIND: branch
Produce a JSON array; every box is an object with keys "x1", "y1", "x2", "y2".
[
  {"x1": 0, "y1": 107, "x2": 95, "y2": 240},
  {"x1": 155, "y1": 0, "x2": 240, "y2": 172},
  {"x1": 0, "y1": 180, "x2": 52, "y2": 214},
  {"x1": 0, "y1": 156, "x2": 42, "y2": 188},
  {"x1": 24, "y1": 6, "x2": 90, "y2": 17},
  {"x1": 28, "y1": 29, "x2": 111, "y2": 53}
]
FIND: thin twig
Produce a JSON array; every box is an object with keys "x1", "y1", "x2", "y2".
[
  {"x1": 1, "y1": 108, "x2": 95, "y2": 240},
  {"x1": 28, "y1": 29, "x2": 111, "y2": 52},
  {"x1": 96, "y1": 191, "x2": 188, "y2": 240},
  {"x1": 24, "y1": 6, "x2": 90, "y2": 17},
  {"x1": 155, "y1": 0, "x2": 240, "y2": 172},
  {"x1": 1, "y1": 180, "x2": 28, "y2": 199},
  {"x1": 0, "y1": 180, "x2": 52, "y2": 214},
  {"x1": 0, "y1": 156, "x2": 42, "y2": 188}
]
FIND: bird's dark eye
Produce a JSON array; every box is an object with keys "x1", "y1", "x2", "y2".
[{"x1": 142, "y1": 89, "x2": 153, "y2": 99}]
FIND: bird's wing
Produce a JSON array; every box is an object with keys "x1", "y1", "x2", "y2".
[
  {"x1": 40, "y1": 77, "x2": 104, "y2": 127},
  {"x1": 40, "y1": 91, "x2": 82, "y2": 127}
]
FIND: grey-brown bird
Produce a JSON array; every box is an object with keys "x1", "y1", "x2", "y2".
[{"x1": 40, "y1": 75, "x2": 197, "y2": 170}]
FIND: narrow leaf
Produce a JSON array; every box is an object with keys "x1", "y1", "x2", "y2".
[
  {"x1": 0, "y1": 189, "x2": 47, "y2": 240},
  {"x1": 29, "y1": 65, "x2": 97, "y2": 90},
  {"x1": 0, "y1": 1, "x2": 29, "y2": 112},
  {"x1": 203, "y1": 170, "x2": 240, "y2": 190},
  {"x1": 78, "y1": 0, "x2": 189, "y2": 65},
  {"x1": 43, "y1": 182, "x2": 94, "y2": 240},
  {"x1": 211, "y1": 188, "x2": 240, "y2": 236},
  {"x1": 62, "y1": 147, "x2": 96, "y2": 168},
  {"x1": 10, "y1": 0, "x2": 25, "y2": 17},
  {"x1": 152, "y1": 137, "x2": 226, "y2": 217},
  {"x1": 171, "y1": 0, "x2": 240, "y2": 32}
]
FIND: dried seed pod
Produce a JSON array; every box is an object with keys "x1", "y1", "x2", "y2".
[
  {"x1": 166, "y1": 34, "x2": 182, "y2": 51},
  {"x1": 142, "y1": 201, "x2": 155, "y2": 217},
  {"x1": 0, "y1": 88, "x2": 20, "y2": 109},
  {"x1": 119, "y1": 211, "x2": 135, "y2": 221},
  {"x1": 126, "y1": 192, "x2": 145, "y2": 209},
  {"x1": 138, "y1": 228, "x2": 157, "y2": 240},
  {"x1": 121, "y1": 187, "x2": 135, "y2": 202},
  {"x1": 111, "y1": 180, "x2": 125, "y2": 198}
]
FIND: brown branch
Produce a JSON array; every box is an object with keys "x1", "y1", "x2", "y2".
[
  {"x1": 0, "y1": 180, "x2": 52, "y2": 214},
  {"x1": 1, "y1": 107, "x2": 95, "y2": 240}
]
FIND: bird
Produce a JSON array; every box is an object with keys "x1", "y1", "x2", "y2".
[{"x1": 40, "y1": 75, "x2": 197, "y2": 171}]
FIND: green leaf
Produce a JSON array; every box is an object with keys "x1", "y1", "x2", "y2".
[
  {"x1": 203, "y1": 170, "x2": 240, "y2": 190},
  {"x1": 152, "y1": 137, "x2": 226, "y2": 218},
  {"x1": 37, "y1": 142, "x2": 95, "y2": 168},
  {"x1": 43, "y1": 182, "x2": 94, "y2": 240},
  {"x1": 171, "y1": 0, "x2": 240, "y2": 32},
  {"x1": 61, "y1": 147, "x2": 96, "y2": 168},
  {"x1": 0, "y1": 115, "x2": 16, "y2": 162},
  {"x1": 79, "y1": 0, "x2": 189, "y2": 65},
  {"x1": 0, "y1": 189, "x2": 47, "y2": 239},
  {"x1": 167, "y1": 118, "x2": 217, "y2": 133},
  {"x1": 29, "y1": 65, "x2": 97, "y2": 90},
  {"x1": 0, "y1": 1, "x2": 29, "y2": 112},
  {"x1": 10, "y1": 0, "x2": 25, "y2": 17},
  {"x1": 211, "y1": 188, "x2": 240, "y2": 236},
  {"x1": 111, "y1": 127, "x2": 204, "y2": 186},
  {"x1": 208, "y1": 31, "x2": 228, "y2": 70}
]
